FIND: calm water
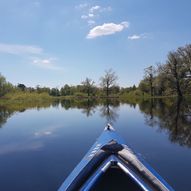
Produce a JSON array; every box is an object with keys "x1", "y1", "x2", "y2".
[{"x1": 0, "y1": 99, "x2": 191, "y2": 191}]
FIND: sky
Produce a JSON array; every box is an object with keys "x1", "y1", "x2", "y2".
[{"x1": 0, "y1": 0, "x2": 191, "y2": 88}]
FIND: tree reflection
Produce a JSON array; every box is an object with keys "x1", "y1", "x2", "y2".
[
  {"x1": 60, "y1": 99, "x2": 73, "y2": 110},
  {"x1": 81, "y1": 99, "x2": 96, "y2": 117},
  {"x1": 60, "y1": 98, "x2": 120, "y2": 122},
  {"x1": 60, "y1": 99, "x2": 97, "y2": 116},
  {"x1": 0, "y1": 102, "x2": 53, "y2": 128},
  {"x1": 139, "y1": 98, "x2": 191, "y2": 147},
  {"x1": 100, "y1": 99, "x2": 119, "y2": 124},
  {"x1": 0, "y1": 107, "x2": 13, "y2": 128},
  {"x1": 1, "y1": 97, "x2": 191, "y2": 148}
]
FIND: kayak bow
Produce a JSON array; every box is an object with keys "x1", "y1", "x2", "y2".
[{"x1": 58, "y1": 124, "x2": 174, "y2": 191}]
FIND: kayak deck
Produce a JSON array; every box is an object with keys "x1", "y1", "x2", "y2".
[
  {"x1": 91, "y1": 166, "x2": 144, "y2": 191},
  {"x1": 58, "y1": 125, "x2": 174, "y2": 191}
]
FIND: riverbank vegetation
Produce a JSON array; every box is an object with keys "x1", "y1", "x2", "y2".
[
  {"x1": 0, "y1": 43, "x2": 191, "y2": 105},
  {"x1": 139, "y1": 44, "x2": 191, "y2": 97}
]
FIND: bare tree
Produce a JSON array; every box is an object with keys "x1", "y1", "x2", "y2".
[
  {"x1": 81, "y1": 78, "x2": 95, "y2": 97},
  {"x1": 100, "y1": 69, "x2": 118, "y2": 97}
]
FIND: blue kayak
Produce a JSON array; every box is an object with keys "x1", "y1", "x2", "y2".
[{"x1": 58, "y1": 125, "x2": 174, "y2": 191}]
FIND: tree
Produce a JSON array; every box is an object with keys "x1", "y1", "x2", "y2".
[
  {"x1": 132, "y1": 85, "x2": 136, "y2": 90},
  {"x1": 110, "y1": 85, "x2": 120, "y2": 94},
  {"x1": 49, "y1": 88, "x2": 60, "y2": 96},
  {"x1": 36, "y1": 85, "x2": 50, "y2": 94},
  {"x1": 81, "y1": 78, "x2": 95, "y2": 97},
  {"x1": 177, "y1": 45, "x2": 191, "y2": 94},
  {"x1": 60, "y1": 84, "x2": 71, "y2": 96},
  {"x1": 177, "y1": 44, "x2": 191, "y2": 74},
  {"x1": 139, "y1": 79, "x2": 150, "y2": 95},
  {"x1": 100, "y1": 69, "x2": 118, "y2": 97},
  {"x1": 17, "y1": 84, "x2": 26, "y2": 91},
  {"x1": 0, "y1": 74, "x2": 13, "y2": 97},
  {"x1": 165, "y1": 51, "x2": 185, "y2": 97},
  {"x1": 144, "y1": 66, "x2": 155, "y2": 97},
  {"x1": 0, "y1": 74, "x2": 6, "y2": 97}
]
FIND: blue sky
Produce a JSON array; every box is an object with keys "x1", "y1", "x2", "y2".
[{"x1": 0, "y1": 0, "x2": 191, "y2": 88}]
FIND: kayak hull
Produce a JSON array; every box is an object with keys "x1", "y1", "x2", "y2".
[{"x1": 58, "y1": 125, "x2": 174, "y2": 191}]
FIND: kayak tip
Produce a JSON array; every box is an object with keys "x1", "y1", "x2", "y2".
[{"x1": 104, "y1": 123, "x2": 115, "y2": 131}]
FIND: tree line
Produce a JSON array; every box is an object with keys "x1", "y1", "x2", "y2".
[
  {"x1": 1, "y1": 43, "x2": 191, "y2": 98},
  {"x1": 0, "y1": 69, "x2": 134, "y2": 98},
  {"x1": 139, "y1": 44, "x2": 191, "y2": 97}
]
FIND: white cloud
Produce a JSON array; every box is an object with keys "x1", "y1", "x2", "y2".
[
  {"x1": 77, "y1": 4, "x2": 112, "y2": 26},
  {"x1": 0, "y1": 141, "x2": 43, "y2": 155},
  {"x1": 34, "y1": 125, "x2": 63, "y2": 137},
  {"x1": 128, "y1": 35, "x2": 141, "y2": 40},
  {"x1": 0, "y1": 43, "x2": 62, "y2": 71},
  {"x1": 88, "y1": 20, "x2": 96, "y2": 26},
  {"x1": 81, "y1": 15, "x2": 88, "y2": 19},
  {"x1": 34, "y1": 131, "x2": 52, "y2": 136},
  {"x1": 81, "y1": 13, "x2": 94, "y2": 20},
  {"x1": 89, "y1": 5, "x2": 100, "y2": 13},
  {"x1": 88, "y1": 13, "x2": 94, "y2": 18},
  {"x1": 32, "y1": 58, "x2": 62, "y2": 70},
  {"x1": 128, "y1": 33, "x2": 149, "y2": 40},
  {"x1": 0, "y1": 43, "x2": 43, "y2": 55},
  {"x1": 87, "y1": 21, "x2": 129, "y2": 39}
]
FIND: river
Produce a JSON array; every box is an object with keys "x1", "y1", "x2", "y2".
[{"x1": 0, "y1": 98, "x2": 191, "y2": 190}]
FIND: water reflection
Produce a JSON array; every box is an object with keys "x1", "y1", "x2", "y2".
[
  {"x1": 0, "y1": 106, "x2": 13, "y2": 128},
  {"x1": 0, "y1": 98, "x2": 191, "y2": 147},
  {"x1": 60, "y1": 99, "x2": 119, "y2": 122},
  {"x1": 99, "y1": 99, "x2": 119, "y2": 124},
  {"x1": 60, "y1": 99, "x2": 98, "y2": 112},
  {"x1": 0, "y1": 101, "x2": 56, "y2": 127},
  {"x1": 80, "y1": 100, "x2": 96, "y2": 117},
  {"x1": 139, "y1": 98, "x2": 191, "y2": 147}
]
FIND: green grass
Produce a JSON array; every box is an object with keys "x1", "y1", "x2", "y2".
[
  {"x1": 1, "y1": 90, "x2": 190, "y2": 108},
  {"x1": 0, "y1": 92, "x2": 57, "y2": 111},
  {"x1": 1, "y1": 92, "x2": 54, "y2": 102}
]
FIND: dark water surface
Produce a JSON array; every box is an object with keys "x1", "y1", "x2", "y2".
[{"x1": 0, "y1": 99, "x2": 191, "y2": 191}]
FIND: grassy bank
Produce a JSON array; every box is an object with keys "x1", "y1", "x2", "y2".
[
  {"x1": 0, "y1": 92, "x2": 54, "y2": 103},
  {"x1": 0, "y1": 91, "x2": 190, "y2": 116},
  {"x1": 1, "y1": 91, "x2": 190, "y2": 106},
  {"x1": 0, "y1": 92, "x2": 58, "y2": 110}
]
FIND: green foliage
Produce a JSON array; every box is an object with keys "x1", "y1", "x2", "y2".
[
  {"x1": 49, "y1": 88, "x2": 60, "y2": 96},
  {"x1": 139, "y1": 43, "x2": 191, "y2": 97},
  {"x1": 60, "y1": 84, "x2": 71, "y2": 96},
  {"x1": 139, "y1": 80, "x2": 150, "y2": 94},
  {"x1": 36, "y1": 85, "x2": 50, "y2": 94},
  {"x1": 73, "y1": 92, "x2": 87, "y2": 97},
  {"x1": 0, "y1": 73, "x2": 13, "y2": 97},
  {"x1": 3, "y1": 91, "x2": 53, "y2": 102},
  {"x1": 17, "y1": 84, "x2": 26, "y2": 91},
  {"x1": 81, "y1": 77, "x2": 95, "y2": 96},
  {"x1": 144, "y1": 66, "x2": 155, "y2": 96}
]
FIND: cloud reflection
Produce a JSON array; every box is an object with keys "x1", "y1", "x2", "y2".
[{"x1": 0, "y1": 125, "x2": 63, "y2": 155}]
